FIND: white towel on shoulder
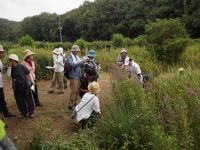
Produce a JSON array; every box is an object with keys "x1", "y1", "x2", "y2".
[{"x1": 71, "y1": 53, "x2": 81, "y2": 64}]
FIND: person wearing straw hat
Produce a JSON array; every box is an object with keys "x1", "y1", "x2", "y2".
[
  {"x1": 66, "y1": 45, "x2": 89, "y2": 110},
  {"x1": 0, "y1": 45, "x2": 16, "y2": 119},
  {"x1": 48, "y1": 48, "x2": 64, "y2": 94},
  {"x1": 74, "y1": 81, "x2": 101, "y2": 128},
  {"x1": 7, "y1": 54, "x2": 35, "y2": 118},
  {"x1": 22, "y1": 49, "x2": 43, "y2": 107},
  {"x1": 117, "y1": 48, "x2": 128, "y2": 67}
]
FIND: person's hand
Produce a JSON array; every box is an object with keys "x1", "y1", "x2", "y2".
[{"x1": 83, "y1": 56, "x2": 89, "y2": 62}]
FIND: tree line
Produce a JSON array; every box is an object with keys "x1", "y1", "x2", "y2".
[{"x1": 0, "y1": 0, "x2": 200, "y2": 42}]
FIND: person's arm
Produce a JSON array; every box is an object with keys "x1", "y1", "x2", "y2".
[
  {"x1": 93, "y1": 98, "x2": 101, "y2": 114},
  {"x1": 117, "y1": 56, "x2": 123, "y2": 66},
  {"x1": 67, "y1": 56, "x2": 84, "y2": 68},
  {"x1": 6, "y1": 66, "x2": 11, "y2": 77}
]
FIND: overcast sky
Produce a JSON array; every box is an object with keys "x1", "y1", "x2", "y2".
[{"x1": 0, "y1": 0, "x2": 94, "y2": 21}]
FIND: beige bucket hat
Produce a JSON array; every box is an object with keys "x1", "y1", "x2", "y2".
[
  {"x1": 23, "y1": 49, "x2": 35, "y2": 60},
  {"x1": 71, "y1": 45, "x2": 80, "y2": 52},
  {"x1": 88, "y1": 81, "x2": 100, "y2": 94}
]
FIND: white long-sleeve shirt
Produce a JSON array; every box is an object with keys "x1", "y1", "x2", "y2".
[
  {"x1": 53, "y1": 55, "x2": 64, "y2": 72},
  {"x1": 75, "y1": 92, "x2": 101, "y2": 122},
  {"x1": 0, "y1": 60, "x2": 3, "y2": 88}
]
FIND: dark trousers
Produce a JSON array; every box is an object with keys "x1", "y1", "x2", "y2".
[
  {"x1": 0, "y1": 88, "x2": 9, "y2": 116},
  {"x1": 80, "y1": 111, "x2": 100, "y2": 128},
  {"x1": 32, "y1": 83, "x2": 40, "y2": 104},
  {"x1": 14, "y1": 84, "x2": 34, "y2": 116}
]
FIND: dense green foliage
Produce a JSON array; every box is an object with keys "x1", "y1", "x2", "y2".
[{"x1": 1, "y1": 0, "x2": 200, "y2": 42}]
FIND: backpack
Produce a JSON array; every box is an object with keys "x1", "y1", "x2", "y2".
[{"x1": 64, "y1": 56, "x2": 70, "y2": 79}]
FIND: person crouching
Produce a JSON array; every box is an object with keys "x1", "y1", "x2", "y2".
[
  {"x1": 75, "y1": 81, "x2": 101, "y2": 128},
  {"x1": 7, "y1": 54, "x2": 35, "y2": 118}
]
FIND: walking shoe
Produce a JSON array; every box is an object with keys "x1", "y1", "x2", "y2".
[
  {"x1": 29, "y1": 114, "x2": 35, "y2": 119},
  {"x1": 4, "y1": 112, "x2": 16, "y2": 119},
  {"x1": 35, "y1": 102, "x2": 43, "y2": 107},
  {"x1": 48, "y1": 91, "x2": 54, "y2": 94}
]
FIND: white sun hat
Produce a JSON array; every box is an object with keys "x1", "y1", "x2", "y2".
[
  {"x1": 58, "y1": 47, "x2": 64, "y2": 54},
  {"x1": 52, "y1": 48, "x2": 60, "y2": 55},
  {"x1": 120, "y1": 48, "x2": 127, "y2": 54},
  {"x1": 8, "y1": 54, "x2": 19, "y2": 62},
  {"x1": 0, "y1": 45, "x2": 5, "y2": 52}
]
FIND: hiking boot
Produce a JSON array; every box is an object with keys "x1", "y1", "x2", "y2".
[
  {"x1": 35, "y1": 102, "x2": 43, "y2": 107},
  {"x1": 4, "y1": 112, "x2": 16, "y2": 119}
]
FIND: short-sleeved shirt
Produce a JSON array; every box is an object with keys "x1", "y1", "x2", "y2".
[{"x1": 11, "y1": 64, "x2": 30, "y2": 85}]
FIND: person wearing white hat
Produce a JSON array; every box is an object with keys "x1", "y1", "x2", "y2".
[
  {"x1": 66, "y1": 45, "x2": 89, "y2": 110},
  {"x1": 7, "y1": 54, "x2": 35, "y2": 118},
  {"x1": 48, "y1": 48, "x2": 64, "y2": 94},
  {"x1": 58, "y1": 47, "x2": 68, "y2": 89},
  {"x1": 0, "y1": 45, "x2": 16, "y2": 119},
  {"x1": 22, "y1": 49, "x2": 43, "y2": 107},
  {"x1": 74, "y1": 81, "x2": 101, "y2": 128},
  {"x1": 117, "y1": 48, "x2": 128, "y2": 67}
]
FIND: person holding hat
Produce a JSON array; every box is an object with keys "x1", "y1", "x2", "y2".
[
  {"x1": 75, "y1": 81, "x2": 101, "y2": 128},
  {"x1": 7, "y1": 54, "x2": 35, "y2": 118},
  {"x1": 0, "y1": 45, "x2": 16, "y2": 119},
  {"x1": 22, "y1": 49, "x2": 43, "y2": 107},
  {"x1": 49, "y1": 48, "x2": 64, "y2": 94},
  {"x1": 117, "y1": 48, "x2": 128, "y2": 67},
  {"x1": 66, "y1": 45, "x2": 89, "y2": 110}
]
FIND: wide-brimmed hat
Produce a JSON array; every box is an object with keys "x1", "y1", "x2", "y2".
[
  {"x1": 71, "y1": 45, "x2": 80, "y2": 52},
  {"x1": 52, "y1": 48, "x2": 60, "y2": 55},
  {"x1": 179, "y1": 67, "x2": 185, "y2": 72},
  {"x1": 58, "y1": 47, "x2": 64, "y2": 54},
  {"x1": 87, "y1": 50, "x2": 96, "y2": 58},
  {"x1": 8, "y1": 54, "x2": 19, "y2": 62},
  {"x1": 120, "y1": 48, "x2": 127, "y2": 54},
  {"x1": 0, "y1": 45, "x2": 5, "y2": 52},
  {"x1": 23, "y1": 49, "x2": 35, "y2": 60},
  {"x1": 88, "y1": 81, "x2": 100, "y2": 94}
]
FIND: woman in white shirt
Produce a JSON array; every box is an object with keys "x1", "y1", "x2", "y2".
[
  {"x1": 75, "y1": 81, "x2": 101, "y2": 128},
  {"x1": 48, "y1": 48, "x2": 64, "y2": 94}
]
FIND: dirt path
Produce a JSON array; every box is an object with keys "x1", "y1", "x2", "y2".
[{"x1": 3, "y1": 71, "x2": 111, "y2": 150}]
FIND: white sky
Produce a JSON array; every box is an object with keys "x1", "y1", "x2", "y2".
[{"x1": 0, "y1": 0, "x2": 94, "y2": 21}]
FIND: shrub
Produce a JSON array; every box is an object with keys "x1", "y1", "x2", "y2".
[
  {"x1": 145, "y1": 19, "x2": 188, "y2": 63},
  {"x1": 132, "y1": 35, "x2": 147, "y2": 47},
  {"x1": 51, "y1": 42, "x2": 72, "y2": 51},
  {"x1": 123, "y1": 37, "x2": 132, "y2": 47},
  {"x1": 29, "y1": 124, "x2": 99, "y2": 150},
  {"x1": 112, "y1": 33, "x2": 124, "y2": 47},
  {"x1": 35, "y1": 41, "x2": 49, "y2": 49},
  {"x1": 90, "y1": 40, "x2": 112, "y2": 50},
  {"x1": 19, "y1": 35, "x2": 34, "y2": 47},
  {"x1": 75, "y1": 39, "x2": 90, "y2": 50},
  {"x1": 98, "y1": 79, "x2": 178, "y2": 149}
]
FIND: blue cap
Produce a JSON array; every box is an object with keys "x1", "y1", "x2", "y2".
[{"x1": 87, "y1": 50, "x2": 96, "y2": 58}]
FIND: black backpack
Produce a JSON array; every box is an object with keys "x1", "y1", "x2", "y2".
[{"x1": 64, "y1": 56, "x2": 70, "y2": 79}]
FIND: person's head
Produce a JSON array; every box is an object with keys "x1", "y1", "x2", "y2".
[
  {"x1": 88, "y1": 81, "x2": 100, "y2": 94},
  {"x1": 58, "y1": 47, "x2": 64, "y2": 55},
  {"x1": 120, "y1": 48, "x2": 127, "y2": 58},
  {"x1": 8, "y1": 54, "x2": 19, "y2": 66},
  {"x1": 0, "y1": 45, "x2": 5, "y2": 59},
  {"x1": 71, "y1": 45, "x2": 80, "y2": 55},
  {"x1": 52, "y1": 48, "x2": 60, "y2": 56},
  {"x1": 86, "y1": 50, "x2": 96, "y2": 59},
  {"x1": 23, "y1": 49, "x2": 35, "y2": 61},
  {"x1": 85, "y1": 68, "x2": 97, "y2": 82},
  {"x1": 179, "y1": 68, "x2": 185, "y2": 75}
]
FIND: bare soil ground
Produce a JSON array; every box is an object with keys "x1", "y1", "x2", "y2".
[{"x1": 4, "y1": 71, "x2": 111, "y2": 150}]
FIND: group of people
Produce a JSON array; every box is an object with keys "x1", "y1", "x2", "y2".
[
  {"x1": 48, "y1": 45, "x2": 100, "y2": 128},
  {"x1": 0, "y1": 43, "x2": 144, "y2": 149}
]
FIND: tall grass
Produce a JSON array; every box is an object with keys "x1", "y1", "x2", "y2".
[{"x1": 98, "y1": 68, "x2": 200, "y2": 149}]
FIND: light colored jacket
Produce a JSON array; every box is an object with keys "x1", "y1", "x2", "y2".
[
  {"x1": 53, "y1": 55, "x2": 64, "y2": 73},
  {"x1": 22, "y1": 61, "x2": 36, "y2": 80},
  {"x1": 67, "y1": 54, "x2": 84, "y2": 80},
  {"x1": 75, "y1": 92, "x2": 100, "y2": 122}
]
